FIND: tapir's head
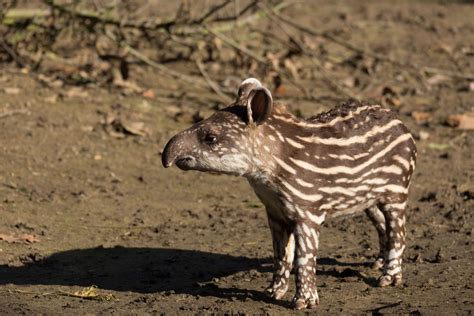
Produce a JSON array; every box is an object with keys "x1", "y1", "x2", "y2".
[{"x1": 162, "y1": 78, "x2": 273, "y2": 176}]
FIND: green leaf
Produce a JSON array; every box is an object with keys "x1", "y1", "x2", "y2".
[{"x1": 428, "y1": 143, "x2": 450, "y2": 150}]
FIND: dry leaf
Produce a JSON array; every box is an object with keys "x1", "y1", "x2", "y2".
[
  {"x1": 66, "y1": 87, "x2": 89, "y2": 99},
  {"x1": 266, "y1": 52, "x2": 280, "y2": 71},
  {"x1": 4, "y1": 87, "x2": 20, "y2": 95},
  {"x1": 120, "y1": 120, "x2": 150, "y2": 136},
  {"x1": 112, "y1": 69, "x2": 143, "y2": 93},
  {"x1": 426, "y1": 74, "x2": 450, "y2": 86},
  {"x1": 37, "y1": 74, "x2": 64, "y2": 88},
  {"x1": 105, "y1": 117, "x2": 150, "y2": 137},
  {"x1": 323, "y1": 61, "x2": 334, "y2": 70},
  {"x1": 60, "y1": 285, "x2": 116, "y2": 301},
  {"x1": 343, "y1": 76, "x2": 357, "y2": 88},
  {"x1": 142, "y1": 89, "x2": 155, "y2": 99},
  {"x1": 274, "y1": 84, "x2": 287, "y2": 96},
  {"x1": 81, "y1": 125, "x2": 94, "y2": 132},
  {"x1": 446, "y1": 113, "x2": 474, "y2": 130},
  {"x1": 385, "y1": 96, "x2": 402, "y2": 108},
  {"x1": 284, "y1": 58, "x2": 300, "y2": 80},
  {"x1": 0, "y1": 233, "x2": 40, "y2": 243},
  {"x1": 412, "y1": 111, "x2": 432, "y2": 125},
  {"x1": 44, "y1": 94, "x2": 59, "y2": 104},
  {"x1": 23, "y1": 234, "x2": 40, "y2": 243}
]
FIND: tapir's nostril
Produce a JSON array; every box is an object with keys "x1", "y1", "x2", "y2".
[{"x1": 175, "y1": 156, "x2": 195, "y2": 170}]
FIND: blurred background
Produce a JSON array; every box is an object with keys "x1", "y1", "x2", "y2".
[{"x1": 0, "y1": 0, "x2": 473, "y2": 314}]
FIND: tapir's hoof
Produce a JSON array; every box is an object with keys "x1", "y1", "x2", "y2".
[
  {"x1": 291, "y1": 296, "x2": 319, "y2": 310},
  {"x1": 378, "y1": 273, "x2": 402, "y2": 287},
  {"x1": 265, "y1": 283, "x2": 288, "y2": 300}
]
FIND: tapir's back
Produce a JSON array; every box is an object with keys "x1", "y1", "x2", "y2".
[{"x1": 263, "y1": 101, "x2": 417, "y2": 216}]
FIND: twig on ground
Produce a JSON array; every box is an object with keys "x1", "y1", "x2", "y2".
[
  {"x1": 423, "y1": 67, "x2": 474, "y2": 80},
  {"x1": 195, "y1": 60, "x2": 233, "y2": 103},
  {"x1": 196, "y1": 0, "x2": 233, "y2": 24},
  {"x1": 217, "y1": 0, "x2": 258, "y2": 23},
  {"x1": 0, "y1": 39, "x2": 26, "y2": 67},
  {"x1": 205, "y1": 26, "x2": 267, "y2": 64},
  {"x1": 2, "y1": 8, "x2": 51, "y2": 21},
  {"x1": 104, "y1": 31, "x2": 206, "y2": 88},
  {"x1": 124, "y1": 45, "x2": 205, "y2": 87}
]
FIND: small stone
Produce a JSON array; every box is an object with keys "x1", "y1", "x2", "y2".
[{"x1": 419, "y1": 130, "x2": 430, "y2": 140}]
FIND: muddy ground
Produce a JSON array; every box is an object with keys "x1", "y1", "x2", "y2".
[{"x1": 0, "y1": 0, "x2": 473, "y2": 314}]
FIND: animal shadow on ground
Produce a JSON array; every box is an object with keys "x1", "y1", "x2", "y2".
[{"x1": 0, "y1": 247, "x2": 377, "y2": 305}]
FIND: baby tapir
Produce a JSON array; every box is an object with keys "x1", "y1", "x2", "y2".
[{"x1": 162, "y1": 78, "x2": 417, "y2": 309}]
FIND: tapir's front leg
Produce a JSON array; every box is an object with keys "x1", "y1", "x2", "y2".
[
  {"x1": 292, "y1": 221, "x2": 320, "y2": 310},
  {"x1": 266, "y1": 212, "x2": 295, "y2": 300}
]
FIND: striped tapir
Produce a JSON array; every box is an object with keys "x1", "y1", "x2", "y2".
[{"x1": 162, "y1": 78, "x2": 417, "y2": 309}]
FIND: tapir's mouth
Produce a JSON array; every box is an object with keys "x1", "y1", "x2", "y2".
[{"x1": 175, "y1": 156, "x2": 196, "y2": 170}]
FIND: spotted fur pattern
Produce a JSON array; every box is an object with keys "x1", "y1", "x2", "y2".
[{"x1": 162, "y1": 78, "x2": 417, "y2": 310}]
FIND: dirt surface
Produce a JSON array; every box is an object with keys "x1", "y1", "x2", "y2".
[{"x1": 0, "y1": 0, "x2": 473, "y2": 314}]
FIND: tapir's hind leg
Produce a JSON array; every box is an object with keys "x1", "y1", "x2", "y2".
[
  {"x1": 365, "y1": 206, "x2": 387, "y2": 270},
  {"x1": 378, "y1": 200, "x2": 407, "y2": 287}
]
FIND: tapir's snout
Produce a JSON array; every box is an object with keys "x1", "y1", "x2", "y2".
[
  {"x1": 162, "y1": 134, "x2": 180, "y2": 168},
  {"x1": 162, "y1": 133, "x2": 197, "y2": 170}
]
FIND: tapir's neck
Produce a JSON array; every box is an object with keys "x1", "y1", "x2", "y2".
[{"x1": 244, "y1": 104, "x2": 305, "y2": 183}]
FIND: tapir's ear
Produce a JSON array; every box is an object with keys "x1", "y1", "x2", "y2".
[
  {"x1": 238, "y1": 77, "x2": 262, "y2": 99},
  {"x1": 247, "y1": 87, "x2": 273, "y2": 125}
]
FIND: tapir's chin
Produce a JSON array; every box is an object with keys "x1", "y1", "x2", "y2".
[{"x1": 175, "y1": 156, "x2": 197, "y2": 170}]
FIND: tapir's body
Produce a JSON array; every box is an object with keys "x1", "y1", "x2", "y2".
[{"x1": 162, "y1": 78, "x2": 417, "y2": 309}]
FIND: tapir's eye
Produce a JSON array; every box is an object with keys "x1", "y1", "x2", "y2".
[{"x1": 204, "y1": 134, "x2": 218, "y2": 145}]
